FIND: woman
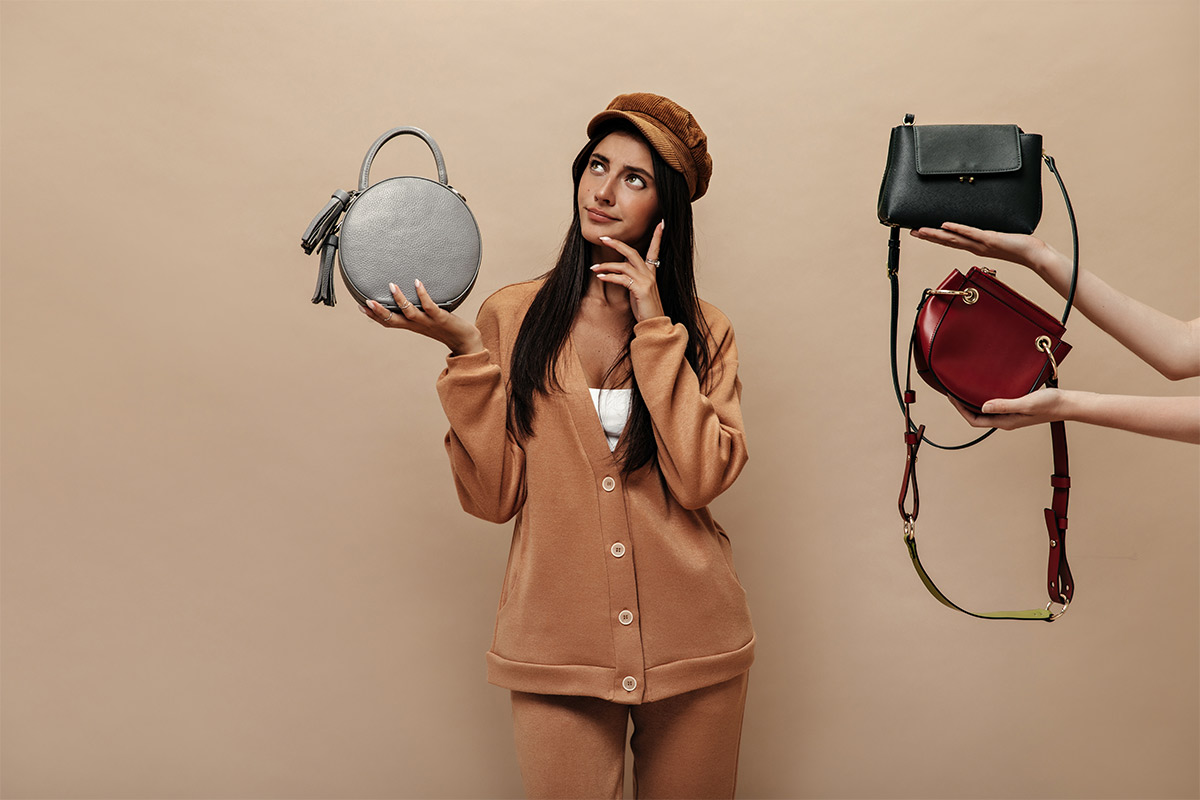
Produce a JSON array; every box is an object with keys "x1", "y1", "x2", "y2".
[
  {"x1": 359, "y1": 93, "x2": 754, "y2": 798},
  {"x1": 911, "y1": 223, "x2": 1199, "y2": 444}
]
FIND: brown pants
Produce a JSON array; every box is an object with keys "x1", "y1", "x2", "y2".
[{"x1": 509, "y1": 672, "x2": 749, "y2": 799}]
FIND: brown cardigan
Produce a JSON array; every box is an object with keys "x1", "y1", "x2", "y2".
[{"x1": 436, "y1": 279, "x2": 754, "y2": 704}]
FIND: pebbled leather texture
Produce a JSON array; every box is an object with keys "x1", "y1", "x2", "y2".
[
  {"x1": 338, "y1": 175, "x2": 481, "y2": 312},
  {"x1": 878, "y1": 122, "x2": 1043, "y2": 233},
  {"x1": 914, "y1": 267, "x2": 1071, "y2": 412}
]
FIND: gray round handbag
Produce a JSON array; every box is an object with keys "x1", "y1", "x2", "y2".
[{"x1": 301, "y1": 127, "x2": 481, "y2": 312}]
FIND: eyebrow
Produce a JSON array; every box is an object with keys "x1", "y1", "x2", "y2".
[{"x1": 591, "y1": 153, "x2": 654, "y2": 182}]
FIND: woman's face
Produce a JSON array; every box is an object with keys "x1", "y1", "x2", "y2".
[{"x1": 577, "y1": 130, "x2": 660, "y2": 251}]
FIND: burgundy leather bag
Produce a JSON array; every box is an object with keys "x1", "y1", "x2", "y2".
[{"x1": 915, "y1": 267, "x2": 1072, "y2": 412}]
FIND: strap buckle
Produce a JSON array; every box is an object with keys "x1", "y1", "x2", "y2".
[{"x1": 1046, "y1": 598, "x2": 1070, "y2": 622}]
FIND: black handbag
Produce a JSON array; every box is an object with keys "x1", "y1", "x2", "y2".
[
  {"x1": 301, "y1": 127, "x2": 481, "y2": 312},
  {"x1": 879, "y1": 114, "x2": 1080, "y2": 622},
  {"x1": 878, "y1": 114, "x2": 1044, "y2": 233}
]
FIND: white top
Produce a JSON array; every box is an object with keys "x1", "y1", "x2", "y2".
[{"x1": 588, "y1": 388, "x2": 632, "y2": 452}]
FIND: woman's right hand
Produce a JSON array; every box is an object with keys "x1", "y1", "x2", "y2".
[
  {"x1": 359, "y1": 279, "x2": 484, "y2": 356},
  {"x1": 948, "y1": 389, "x2": 1065, "y2": 430},
  {"x1": 909, "y1": 222, "x2": 1064, "y2": 274}
]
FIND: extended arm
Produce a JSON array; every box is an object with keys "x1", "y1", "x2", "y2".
[
  {"x1": 951, "y1": 391, "x2": 1200, "y2": 445},
  {"x1": 911, "y1": 224, "x2": 1200, "y2": 380},
  {"x1": 912, "y1": 224, "x2": 1198, "y2": 444}
]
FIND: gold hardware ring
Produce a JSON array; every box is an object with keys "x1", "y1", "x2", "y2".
[
  {"x1": 1035, "y1": 335, "x2": 1060, "y2": 382},
  {"x1": 926, "y1": 287, "x2": 979, "y2": 305},
  {"x1": 1046, "y1": 598, "x2": 1070, "y2": 621}
]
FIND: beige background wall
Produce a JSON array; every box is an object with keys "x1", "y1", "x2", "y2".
[{"x1": 2, "y1": 1, "x2": 1197, "y2": 798}]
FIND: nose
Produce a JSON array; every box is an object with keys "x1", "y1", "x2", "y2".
[{"x1": 594, "y1": 173, "x2": 617, "y2": 205}]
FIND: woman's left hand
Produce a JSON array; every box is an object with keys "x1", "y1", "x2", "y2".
[{"x1": 590, "y1": 222, "x2": 665, "y2": 322}]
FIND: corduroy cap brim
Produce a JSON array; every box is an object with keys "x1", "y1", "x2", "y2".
[{"x1": 586, "y1": 93, "x2": 712, "y2": 201}]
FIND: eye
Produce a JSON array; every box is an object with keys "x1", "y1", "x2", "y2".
[
  {"x1": 626, "y1": 174, "x2": 645, "y2": 188},
  {"x1": 589, "y1": 159, "x2": 606, "y2": 174}
]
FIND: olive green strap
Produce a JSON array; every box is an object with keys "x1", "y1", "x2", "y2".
[
  {"x1": 903, "y1": 532, "x2": 1057, "y2": 621},
  {"x1": 899, "y1": 415, "x2": 1072, "y2": 623}
]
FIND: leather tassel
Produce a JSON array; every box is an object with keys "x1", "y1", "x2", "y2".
[
  {"x1": 301, "y1": 189, "x2": 351, "y2": 254},
  {"x1": 311, "y1": 232, "x2": 339, "y2": 306}
]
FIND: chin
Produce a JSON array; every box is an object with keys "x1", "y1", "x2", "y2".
[{"x1": 579, "y1": 223, "x2": 606, "y2": 246}]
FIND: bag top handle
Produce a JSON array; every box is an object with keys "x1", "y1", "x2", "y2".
[{"x1": 358, "y1": 126, "x2": 449, "y2": 191}]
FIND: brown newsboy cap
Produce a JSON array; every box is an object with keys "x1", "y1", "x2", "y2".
[{"x1": 587, "y1": 92, "x2": 712, "y2": 202}]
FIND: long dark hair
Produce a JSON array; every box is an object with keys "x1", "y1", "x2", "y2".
[{"x1": 509, "y1": 121, "x2": 715, "y2": 475}]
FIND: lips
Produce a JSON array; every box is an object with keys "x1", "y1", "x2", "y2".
[{"x1": 585, "y1": 207, "x2": 618, "y2": 223}]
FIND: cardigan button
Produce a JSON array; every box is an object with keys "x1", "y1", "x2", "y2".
[
  {"x1": 602, "y1": 476, "x2": 616, "y2": 492},
  {"x1": 618, "y1": 609, "x2": 634, "y2": 625},
  {"x1": 611, "y1": 542, "x2": 626, "y2": 558},
  {"x1": 622, "y1": 676, "x2": 637, "y2": 692}
]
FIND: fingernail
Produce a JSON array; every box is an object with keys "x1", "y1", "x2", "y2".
[
  {"x1": 357, "y1": 304, "x2": 368, "y2": 314},
  {"x1": 415, "y1": 279, "x2": 424, "y2": 289},
  {"x1": 590, "y1": 264, "x2": 600, "y2": 271},
  {"x1": 599, "y1": 236, "x2": 611, "y2": 241},
  {"x1": 389, "y1": 282, "x2": 398, "y2": 292}
]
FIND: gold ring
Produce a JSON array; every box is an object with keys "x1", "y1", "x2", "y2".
[
  {"x1": 1046, "y1": 598, "x2": 1070, "y2": 621},
  {"x1": 385, "y1": 311, "x2": 394, "y2": 322},
  {"x1": 399, "y1": 301, "x2": 413, "y2": 311}
]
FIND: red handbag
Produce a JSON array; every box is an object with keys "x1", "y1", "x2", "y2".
[{"x1": 915, "y1": 267, "x2": 1072, "y2": 412}]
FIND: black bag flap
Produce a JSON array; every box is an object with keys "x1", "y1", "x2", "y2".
[{"x1": 913, "y1": 125, "x2": 1023, "y2": 176}]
